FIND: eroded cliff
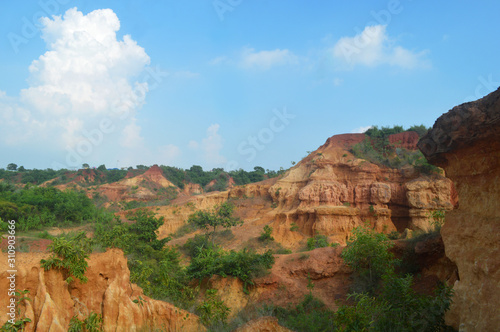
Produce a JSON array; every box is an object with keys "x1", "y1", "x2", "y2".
[
  {"x1": 0, "y1": 249, "x2": 204, "y2": 332},
  {"x1": 269, "y1": 133, "x2": 456, "y2": 247},
  {"x1": 418, "y1": 87, "x2": 500, "y2": 331}
]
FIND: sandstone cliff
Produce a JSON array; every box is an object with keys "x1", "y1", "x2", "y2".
[
  {"x1": 151, "y1": 132, "x2": 456, "y2": 252},
  {"x1": 0, "y1": 249, "x2": 204, "y2": 332},
  {"x1": 418, "y1": 87, "x2": 500, "y2": 331},
  {"x1": 269, "y1": 133, "x2": 456, "y2": 246}
]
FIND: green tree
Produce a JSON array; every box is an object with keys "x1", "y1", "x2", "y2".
[
  {"x1": 7, "y1": 163, "x2": 17, "y2": 171},
  {"x1": 341, "y1": 226, "x2": 396, "y2": 293},
  {"x1": 253, "y1": 166, "x2": 265, "y2": 173},
  {"x1": 40, "y1": 232, "x2": 92, "y2": 283},
  {"x1": 188, "y1": 202, "x2": 243, "y2": 242},
  {"x1": 82, "y1": 163, "x2": 90, "y2": 169},
  {"x1": 127, "y1": 209, "x2": 169, "y2": 250},
  {"x1": 97, "y1": 164, "x2": 106, "y2": 171},
  {"x1": 408, "y1": 124, "x2": 430, "y2": 137},
  {"x1": 18, "y1": 166, "x2": 26, "y2": 172}
]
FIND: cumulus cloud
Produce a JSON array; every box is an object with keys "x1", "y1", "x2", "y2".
[
  {"x1": 159, "y1": 144, "x2": 181, "y2": 165},
  {"x1": 0, "y1": 8, "x2": 152, "y2": 168},
  {"x1": 209, "y1": 55, "x2": 228, "y2": 66},
  {"x1": 189, "y1": 124, "x2": 226, "y2": 167},
  {"x1": 240, "y1": 47, "x2": 298, "y2": 70},
  {"x1": 332, "y1": 25, "x2": 429, "y2": 69},
  {"x1": 120, "y1": 119, "x2": 144, "y2": 148},
  {"x1": 211, "y1": 48, "x2": 299, "y2": 70}
]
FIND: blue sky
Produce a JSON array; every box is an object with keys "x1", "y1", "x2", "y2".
[{"x1": 0, "y1": 0, "x2": 499, "y2": 171}]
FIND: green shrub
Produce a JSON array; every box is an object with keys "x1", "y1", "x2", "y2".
[
  {"x1": 187, "y1": 246, "x2": 274, "y2": 293},
  {"x1": 334, "y1": 275, "x2": 453, "y2": 331},
  {"x1": 0, "y1": 289, "x2": 32, "y2": 332},
  {"x1": 306, "y1": 234, "x2": 330, "y2": 250},
  {"x1": 269, "y1": 294, "x2": 335, "y2": 332},
  {"x1": 197, "y1": 289, "x2": 230, "y2": 327},
  {"x1": 93, "y1": 211, "x2": 195, "y2": 308},
  {"x1": 258, "y1": 225, "x2": 274, "y2": 242},
  {"x1": 430, "y1": 209, "x2": 445, "y2": 231},
  {"x1": 40, "y1": 232, "x2": 92, "y2": 283},
  {"x1": 127, "y1": 209, "x2": 170, "y2": 250},
  {"x1": 68, "y1": 312, "x2": 102, "y2": 332},
  {"x1": 388, "y1": 231, "x2": 400, "y2": 240},
  {"x1": 183, "y1": 234, "x2": 216, "y2": 258},
  {"x1": 333, "y1": 223, "x2": 454, "y2": 331},
  {"x1": 341, "y1": 226, "x2": 397, "y2": 293},
  {"x1": 290, "y1": 223, "x2": 299, "y2": 232},
  {"x1": 0, "y1": 186, "x2": 112, "y2": 231}
]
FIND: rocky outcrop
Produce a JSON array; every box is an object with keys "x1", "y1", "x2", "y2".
[
  {"x1": 156, "y1": 180, "x2": 278, "y2": 240},
  {"x1": 418, "y1": 87, "x2": 500, "y2": 331},
  {"x1": 269, "y1": 132, "x2": 455, "y2": 245},
  {"x1": 0, "y1": 249, "x2": 204, "y2": 332},
  {"x1": 87, "y1": 164, "x2": 179, "y2": 203},
  {"x1": 203, "y1": 247, "x2": 350, "y2": 316},
  {"x1": 388, "y1": 131, "x2": 420, "y2": 150},
  {"x1": 255, "y1": 246, "x2": 351, "y2": 310}
]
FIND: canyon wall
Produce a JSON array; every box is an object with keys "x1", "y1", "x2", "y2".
[
  {"x1": 418, "y1": 87, "x2": 500, "y2": 331},
  {"x1": 270, "y1": 133, "x2": 456, "y2": 246},
  {"x1": 0, "y1": 249, "x2": 204, "y2": 332}
]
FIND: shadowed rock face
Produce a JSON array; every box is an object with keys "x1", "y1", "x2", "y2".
[
  {"x1": 418, "y1": 87, "x2": 500, "y2": 331},
  {"x1": 418, "y1": 87, "x2": 500, "y2": 166}
]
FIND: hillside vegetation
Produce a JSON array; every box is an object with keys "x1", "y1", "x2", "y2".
[{"x1": 0, "y1": 127, "x2": 457, "y2": 331}]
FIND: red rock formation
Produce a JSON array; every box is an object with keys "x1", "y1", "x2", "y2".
[
  {"x1": 93, "y1": 165, "x2": 179, "y2": 203},
  {"x1": 388, "y1": 131, "x2": 420, "y2": 150},
  {"x1": 418, "y1": 87, "x2": 500, "y2": 331},
  {"x1": 269, "y1": 132, "x2": 455, "y2": 245},
  {"x1": 202, "y1": 247, "x2": 350, "y2": 315},
  {"x1": 0, "y1": 249, "x2": 204, "y2": 331}
]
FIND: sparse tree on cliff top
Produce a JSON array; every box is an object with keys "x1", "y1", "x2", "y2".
[{"x1": 7, "y1": 163, "x2": 17, "y2": 171}]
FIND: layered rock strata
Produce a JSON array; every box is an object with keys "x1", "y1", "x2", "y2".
[{"x1": 418, "y1": 87, "x2": 500, "y2": 331}]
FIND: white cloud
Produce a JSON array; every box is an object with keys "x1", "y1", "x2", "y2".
[
  {"x1": 173, "y1": 70, "x2": 199, "y2": 79},
  {"x1": 121, "y1": 119, "x2": 143, "y2": 148},
  {"x1": 351, "y1": 125, "x2": 373, "y2": 134},
  {"x1": 0, "y1": 8, "x2": 152, "y2": 167},
  {"x1": 209, "y1": 55, "x2": 228, "y2": 66},
  {"x1": 159, "y1": 144, "x2": 181, "y2": 164},
  {"x1": 189, "y1": 124, "x2": 226, "y2": 167},
  {"x1": 240, "y1": 47, "x2": 298, "y2": 70},
  {"x1": 188, "y1": 140, "x2": 199, "y2": 149},
  {"x1": 332, "y1": 25, "x2": 429, "y2": 69}
]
